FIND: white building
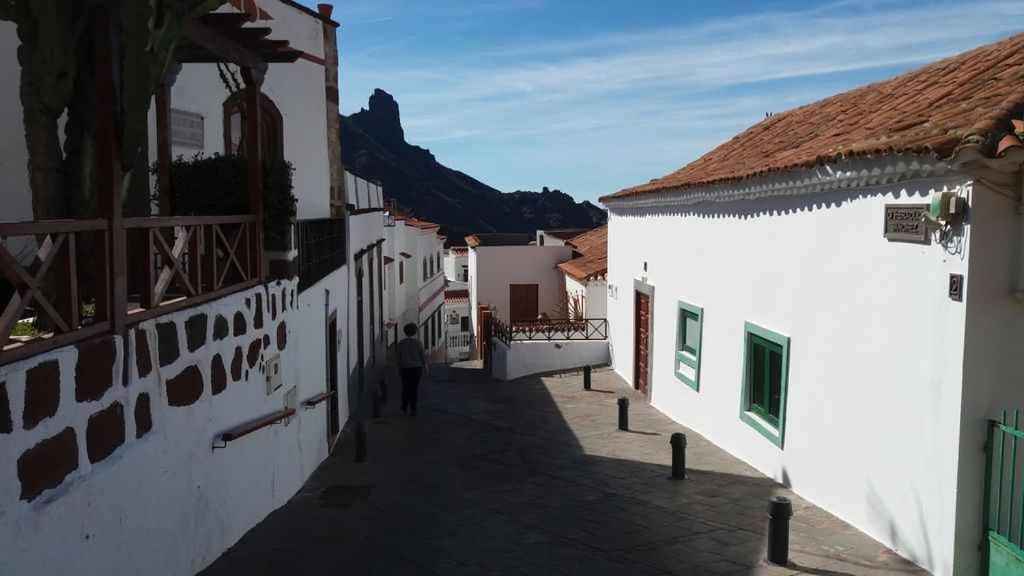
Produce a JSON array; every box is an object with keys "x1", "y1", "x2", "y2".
[
  {"x1": 0, "y1": 2, "x2": 355, "y2": 575},
  {"x1": 377, "y1": 211, "x2": 446, "y2": 360},
  {"x1": 444, "y1": 289, "x2": 472, "y2": 362},
  {"x1": 557, "y1": 225, "x2": 608, "y2": 320},
  {"x1": 600, "y1": 33, "x2": 1024, "y2": 576},
  {"x1": 466, "y1": 233, "x2": 572, "y2": 343},
  {"x1": 444, "y1": 246, "x2": 469, "y2": 289},
  {"x1": 536, "y1": 228, "x2": 592, "y2": 247}
]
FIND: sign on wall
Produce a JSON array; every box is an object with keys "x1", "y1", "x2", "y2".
[
  {"x1": 170, "y1": 109, "x2": 204, "y2": 149},
  {"x1": 949, "y1": 274, "x2": 964, "y2": 302},
  {"x1": 883, "y1": 204, "x2": 929, "y2": 242}
]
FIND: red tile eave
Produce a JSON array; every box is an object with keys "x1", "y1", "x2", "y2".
[{"x1": 600, "y1": 32, "x2": 1024, "y2": 203}]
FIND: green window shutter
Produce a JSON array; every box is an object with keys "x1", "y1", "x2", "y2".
[
  {"x1": 674, "y1": 300, "x2": 703, "y2": 391},
  {"x1": 739, "y1": 322, "x2": 790, "y2": 449}
]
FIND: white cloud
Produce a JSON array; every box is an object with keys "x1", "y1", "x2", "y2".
[{"x1": 338, "y1": 0, "x2": 1024, "y2": 199}]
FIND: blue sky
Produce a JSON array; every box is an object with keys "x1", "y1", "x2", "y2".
[{"x1": 326, "y1": 0, "x2": 1024, "y2": 204}]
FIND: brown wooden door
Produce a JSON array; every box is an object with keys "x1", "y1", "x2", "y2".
[
  {"x1": 509, "y1": 284, "x2": 539, "y2": 323},
  {"x1": 634, "y1": 291, "x2": 650, "y2": 397}
]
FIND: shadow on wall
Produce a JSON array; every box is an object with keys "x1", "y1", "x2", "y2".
[
  {"x1": 865, "y1": 483, "x2": 942, "y2": 575},
  {"x1": 197, "y1": 364, "x2": 929, "y2": 575}
]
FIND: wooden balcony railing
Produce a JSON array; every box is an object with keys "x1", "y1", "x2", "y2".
[
  {"x1": 1, "y1": 215, "x2": 262, "y2": 366},
  {"x1": 124, "y1": 215, "x2": 260, "y2": 323},
  {"x1": 0, "y1": 219, "x2": 112, "y2": 365}
]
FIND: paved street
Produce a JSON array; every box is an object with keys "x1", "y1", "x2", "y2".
[{"x1": 198, "y1": 363, "x2": 928, "y2": 576}]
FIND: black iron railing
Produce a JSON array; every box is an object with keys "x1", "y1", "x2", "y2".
[
  {"x1": 296, "y1": 217, "x2": 346, "y2": 291},
  {"x1": 492, "y1": 318, "x2": 608, "y2": 345}
]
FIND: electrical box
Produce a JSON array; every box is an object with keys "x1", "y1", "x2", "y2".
[
  {"x1": 266, "y1": 354, "x2": 282, "y2": 395},
  {"x1": 929, "y1": 192, "x2": 966, "y2": 224}
]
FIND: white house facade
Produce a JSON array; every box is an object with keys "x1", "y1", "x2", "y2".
[
  {"x1": 600, "y1": 33, "x2": 1024, "y2": 576},
  {"x1": 0, "y1": 2, "x2": 355, "y2": 575}
]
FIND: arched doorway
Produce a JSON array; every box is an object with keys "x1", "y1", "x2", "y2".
[{"x1": 222, "y1": 92, "x2": 284, "y2": 161}]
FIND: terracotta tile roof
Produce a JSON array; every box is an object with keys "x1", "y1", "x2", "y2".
[
  {"x1": 602, "y1": 32, "x2": 1024, "y2": 202},
  {"x1": 559, "y1": 225, "x2": 607, "y2": 281},
  {"x1": 465, "y1": 233, "x2": 533, "y2": 247},
  {"x1": 565, "y1": 225, "x2": 606, "y2": 257},
  {"x1": 450, "y1": 247, "x2": 468, "y2": 255},
  {"x1": 542, "y1": 228, "x2": 593, "y2": 240},
  {"x1": 445, "y1": 289, "x2": 469, "y2": 303}
]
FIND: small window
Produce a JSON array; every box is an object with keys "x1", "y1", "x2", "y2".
[
  {"x1": 460, "y1": 316, "x2": 470, "y2": 332},
  {"x1": 673, "y1": 301, "x2": 703, "y2": 391},
  {"x1": 399, "y1": 261, "x2": 404, "y2": 284},
  {"x1": 740, "y1": 322, "x2": 790, "y2": 448},
  {"x1": 461, "y1": 267, "x2": 468, "y2": 282},
  {"x1": 422, "y1": 258, "x2": 428, "y2": 281}
]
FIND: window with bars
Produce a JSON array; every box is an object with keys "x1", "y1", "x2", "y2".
[{"x1": 740, "y1": 322, "x2": 790, "y2": 448}]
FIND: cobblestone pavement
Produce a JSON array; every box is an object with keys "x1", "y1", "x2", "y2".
[{"x1": 198, "y1": 364, "x2": 929, "y2": 576}]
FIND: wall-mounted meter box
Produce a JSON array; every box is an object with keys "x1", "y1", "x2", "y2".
[{"x1": 930, "y1": 192, "x2": 966, "y2": 223}]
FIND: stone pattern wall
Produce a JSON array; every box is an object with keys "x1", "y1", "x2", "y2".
[{"x1": 0, "y1": 280, "x2": 294, "y2": 506}]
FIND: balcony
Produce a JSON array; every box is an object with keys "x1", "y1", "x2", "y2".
[
  {"x1": 296, "y1": 217, "x2": 346, "y2": 291},
  {"x1": 1, "y1": 215, "x2": 262, "y2": 366},
  {"x1": 488, "y1": 318, "x2": 610, "y2": 381}
]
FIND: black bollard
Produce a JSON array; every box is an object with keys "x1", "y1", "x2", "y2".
[
  {"x1": 372, "y1": 391, "x2": 381, "y2": 419},
  {"x1": 583, "y1": 365, "x2": 592, "y2": 390},
  {"x1": 617, "y1": 397, "x2": 629, "y2": 431},
  {"x1": 378, "y1": 378, "x2": 388, "y2": 406},
  {"x1": 767, "y1": 496, "x2": 793, "y2": 566},
  {"x1": 670, "y1": 432, "x2": 687, "y2": 480},
  {"x1": 354, "y1": 422, "x2": 367, "y2": 463}
]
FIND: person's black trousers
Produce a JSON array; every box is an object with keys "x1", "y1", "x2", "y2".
[{"x1": 400, "y1": 367, "x2": 422, "y2": 414}]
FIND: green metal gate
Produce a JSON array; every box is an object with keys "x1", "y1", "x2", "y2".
[{"x1": 984, "y1": 411, "x2": 1024, "y2": 575}]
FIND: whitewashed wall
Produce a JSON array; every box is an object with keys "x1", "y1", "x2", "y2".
[
  {"x1": 0, "y1": 23, "x2": 31, "y2": 225},
  {"x1": 0, "y1": 280, "x2": 336, "y2": 576},
  {"x1": 952, "y1": 174, "x2": 1024, "y2": 575},
  {"x1": 348, "y1": 210, "x2": 386, "y2": 378},
  {"x1": 150, "y1": 1, "x2": 330, "y2": 220},
  {"x1": 445, "y1": 250, "x2": 469, "y2": 283},
  {"x1": 491, "y1": 339, "x2": 610, "y2": 381},
  {"x1": 565, "y1": 274, "x2": 606, "y2": 319},
  {"x1": 605, "y1": 169, "x2": 972, "y2": 575},
  {"x1": 470, "y1": 245, "x2": 573, "y2": 327}
]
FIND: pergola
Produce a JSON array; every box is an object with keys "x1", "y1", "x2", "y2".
[{"x1": 0, "y1": 3, "x2": 303, "y2": 366}]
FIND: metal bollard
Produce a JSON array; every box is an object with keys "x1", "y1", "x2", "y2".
[
  {"x1": 670, "y1": 432, "x2": 687, "y2": 480},
  {"x1": 617, "y1": 397, "x2": 629, "y2": 431},
  {"x1": 354, "y1": 422, "x2": 367, "y2": 463},
  {"x1": 767, "y1": 496, "x2": 793, "y2": 566},
  {"x1": 583, "y1": 365, "x2": 592, "y2": 390}
]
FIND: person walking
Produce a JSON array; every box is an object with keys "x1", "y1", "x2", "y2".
[{"x1": 397, "y1": 323, "x2": 428, "y2": 416}]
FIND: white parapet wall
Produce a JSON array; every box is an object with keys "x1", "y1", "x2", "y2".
[
  {"x1": 492, "y1": 339, "x2": 610, "y2": 381},
  {"x1": 0, "y1": 278, "x2": 345, "y2": 576}
]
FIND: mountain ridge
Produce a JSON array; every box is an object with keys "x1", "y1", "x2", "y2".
[{"x1": 340, "y1": 89, "x2": 606, "y2": 245}]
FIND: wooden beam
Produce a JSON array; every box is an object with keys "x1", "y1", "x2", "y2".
[
  {"x1": 94, "y1": 6, "x2": 126, "y2": 333},
  {"x1": 183, "y1": 17, "x2": 267, "y2": 74},
  {"x1": 242, "y1": 67, "x2": 265, "y2": 280},
  {"x1": 155, "y1": 84, "x2": 172, "y2": 215}
]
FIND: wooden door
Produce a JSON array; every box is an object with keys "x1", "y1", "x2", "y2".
[
  {"x1": 634, "y1": 291, "x2": 650, "y2": 397},
  {"x1": 509, "y1": 284, "x2": 539, "y2": 323},
  {"x1": 326, "y1": 315, "x2": 340, "y2": 447}
]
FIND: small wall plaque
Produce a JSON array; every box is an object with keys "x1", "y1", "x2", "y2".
[
  {"x1": 170, "y1": 109, "x2": 204, "y2": 149},
  {"x1": 884, "y1": 204, "x2": 928, "y2": 242},
  {"x1": 949, "y1": 274, "x2": 964, "y2": 302}
]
